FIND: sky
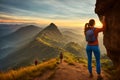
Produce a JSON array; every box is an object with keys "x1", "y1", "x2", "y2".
[{"x1": 0, "y1": 0, "x2": 102, "y2": 27}]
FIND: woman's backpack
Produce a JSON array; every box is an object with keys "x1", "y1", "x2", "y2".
[{"x1": 85, "y1": 28, "x2": 96, "y2": 42}]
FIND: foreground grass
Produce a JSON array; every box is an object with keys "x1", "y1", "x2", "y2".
[
  {"x1": 0, "y1": 59, "x2": 57, "y2": 80},
  {"x1": 63, "y1": 51, "x2": 77, "y2": 65}
]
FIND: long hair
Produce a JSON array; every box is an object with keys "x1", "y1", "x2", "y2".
[
  {"x1": 84, "y1": 23, "x2": 90, "y2": 35},
  {"x1": 84, "y1": 19, "x2": 95, "y2": 35}
]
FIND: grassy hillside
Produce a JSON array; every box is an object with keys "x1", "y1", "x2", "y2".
[
  {"x1": 64, "y1": 42, "x2": 86, "y2": 57},
  {"x1": 0, "y1": 51, "x2": 112, "y2": 80},
  {"x1": 0, "y1": 38, "x2": 61, "y2": 70},
  {"x1": 0, "y1": 51, "x2": 87, "y2": 80},
  {"x1": 0, "y1": 59, "x2": 57, "y2": 80},
  {"x1": 0, "y1": 23, "x2": 65, "y2": 70},
  {"x1": 0, "y1": 23, "x2": 105, "y2": 73},
  {"x1": 0, "y1": 23, "x2": 113, "y2": 80}
]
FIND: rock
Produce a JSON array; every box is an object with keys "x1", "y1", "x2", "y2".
[{"x1": 95, "y1": 0, "x2": 120, "y2": 79}]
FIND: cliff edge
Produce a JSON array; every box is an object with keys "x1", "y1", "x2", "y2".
[{"x1": 95, "y1": 0, "x2": 120, "y2": 79}]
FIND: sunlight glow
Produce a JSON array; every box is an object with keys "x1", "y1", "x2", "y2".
[
  {"x1": 0, "y1": 14, "x2": 102, "y2": 28},
  {"x1": 0, "y1": 0, "x2": 101, "y2": 28}
]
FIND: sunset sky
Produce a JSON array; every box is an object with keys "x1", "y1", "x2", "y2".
[{"x1": 0, "y1": 0, "x2": 102, "y2": 27}]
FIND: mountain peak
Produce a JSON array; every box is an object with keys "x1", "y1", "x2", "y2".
[
  {"x1": 41, "y1": 23, "x2": 60, "y2": 31},
  {"x1": 50, "y1": 23, "x2": 56, "y2": 26},
  {"x1": 37, "y1": 23, "x2": 62, "y2": 39},
  {"x1": 46, "y1": 23, "x2": 57, "y2": 30}
]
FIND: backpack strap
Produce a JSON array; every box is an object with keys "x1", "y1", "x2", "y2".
[{"x1": 92, "y1": 28, "x2": 97, "y2": 39}]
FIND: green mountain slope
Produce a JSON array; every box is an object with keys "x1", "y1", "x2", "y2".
[
  {"x1": 0, "y1": 23, "x2": 85, "y2": 71},
  {"x1": 64, "y1": 42, "x2": 86, "y2": 57},
  {"x1": 0, "y1": 23, "x2": 63, "y2": 70}
]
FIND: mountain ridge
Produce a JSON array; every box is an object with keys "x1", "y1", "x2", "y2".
[
  {"x1": 0, "y1": 25, "x2": 42, "y2": 60},
  {"x1": 0, "y1": 23, "x2": 86, "y2": 71},
  {"x1": 0, "y1": 23, "x2": 64, "y2": 70}
]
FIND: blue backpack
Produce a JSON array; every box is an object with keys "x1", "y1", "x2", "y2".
[{"x1": 85, "y1": 28, "x2": 96, "y2": 42}]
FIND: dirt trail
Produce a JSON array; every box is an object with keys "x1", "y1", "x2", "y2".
[{"x1": 34, "y1": 61, "x2": 108, "y2": 80}]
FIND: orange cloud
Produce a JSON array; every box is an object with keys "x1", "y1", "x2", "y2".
[{"x1": 0, "y1": 14, "x2": 102, "y2": 28}]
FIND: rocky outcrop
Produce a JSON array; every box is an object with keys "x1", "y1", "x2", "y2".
[{"x1": 95, "y1": 0, "x2": 120, "y2": 79}]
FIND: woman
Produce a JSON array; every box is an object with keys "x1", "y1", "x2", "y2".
[{"x1": 84, "y1": 16, "x2": 106, "y2": 80}]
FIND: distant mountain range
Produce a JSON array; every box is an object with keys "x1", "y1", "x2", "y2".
[
  {"x1": 0, "y1": 24, "x2": 21, "y2": 38},
  {"x1": 0, "y1": 23, "x2": 85, "y2": 71},
  {"x1": 0, "y1": 25, "x2": 42, "y2": 59},
  {"x1": 64, "y1": 42, "x2": 86, "y2": 57},
  {"x1": 62, "y1": 30, "x2": 84, "y2": 44}
]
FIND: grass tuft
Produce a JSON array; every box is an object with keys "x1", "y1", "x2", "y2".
[{"x1": 0, "y1": 59, "x2": 57, "y2": 80}]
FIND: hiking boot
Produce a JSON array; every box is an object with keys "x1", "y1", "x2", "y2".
[
  {"x1": 97, "y1": 75, "x2": 103, "y2": 80},
  {"x1": 89, "y1": 73, "x2": 93, "y2": 78}
]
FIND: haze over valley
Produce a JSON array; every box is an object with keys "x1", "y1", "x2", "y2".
[{"x1": 0, "y1": 23, "x2": 106, "y2": 71}]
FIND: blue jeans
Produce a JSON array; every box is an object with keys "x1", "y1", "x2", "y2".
[{"x1": 86, "y1": 45, "x2": 101, "y2": 74}]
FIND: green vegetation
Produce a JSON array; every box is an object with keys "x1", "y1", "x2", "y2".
[
  {"x1": 0, "y1": 23, "x2": 113, "y2": 80},
  {"x1": 63, "y1": 51, "x2": 87, "y2": 66},
  {"x1": 0, "y1": 51, "x2": 113, "y2": 80},
  {"x1": 100, "y1": 58, "x2": 120, "y2": 80},
  {"x1": 40, "y1": 35, "x2": 64, "y2": 47},
  {"x1": 36, "y1": 37, "x2": 51, "y2": 47},
  {"x1": 0, "y1": 51, "x2": 86, "y2": 80},
  {"x1": 1, "y1": 22, "x2": 87, "y2": 71},
  {"x1": 63, "y1": 51, "x2": 77, "y2": 65},
  {"x1": 100, "y1": 55, "x2": 114, "y2": 79},
  {"x1": 64, "y1": 42, "x2": 85, "y2": 57},
  {"x1": 0, "y1": 59, "x2": 57, "y2": 80}
]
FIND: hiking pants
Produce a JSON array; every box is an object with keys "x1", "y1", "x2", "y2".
[{"x1": 86, "y1": 45, "x2": 101, "y2": 74}]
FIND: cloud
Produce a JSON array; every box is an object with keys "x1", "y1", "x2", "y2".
[
  {"x1": 0, "y1": 0, "x2": 96, "y2": 17},
  {"x1": 0, "y1": 0, "x2": 99, "y2": 27}
]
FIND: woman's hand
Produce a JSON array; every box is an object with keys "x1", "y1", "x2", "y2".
[
  {"x1": 101, "y1": 16, "x2": 106, "y2": 30},
  {"x1": 101, "y1": 16, "x2": 105, "y2": 24}
]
